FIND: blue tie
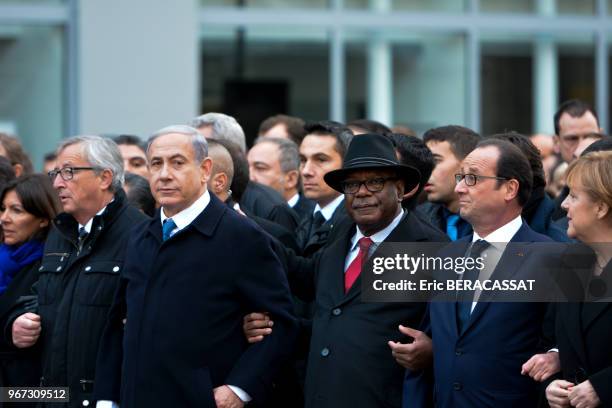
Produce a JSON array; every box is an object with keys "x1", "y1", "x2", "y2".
[
  {"x1": 446, "y1": 214, "x2": 460, "y2": 241},
  {"x1": 162, "y1": 218, "x2": 176, "y2": 241}
]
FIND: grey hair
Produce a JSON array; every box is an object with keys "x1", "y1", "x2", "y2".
[
  {"x1": 58, "y1": 135, "x2": 125, "y2": 192},
  {"x1": 190, "y1": 112, "x2": 246, "y2": 152},
  {"x1": 147, "y1": 125, "x2": 208, "y2": 163},
  {"x1": 254, "y1": 137, "x2": 300, "y2": 174}
]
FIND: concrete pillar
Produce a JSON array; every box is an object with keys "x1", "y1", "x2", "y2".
[
  {"x1": 366, "y1": 0, "x2": 392, "y2": 126},
  {"x1": 533, "y1": 0, "x2": 558, "y2": 134}
]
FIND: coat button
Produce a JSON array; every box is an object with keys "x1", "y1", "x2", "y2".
[
  {"x1": 332, "y1": 308, "x2": 341, "y2": 316},
  {"x1": 56, "y1": 266, "x2": 62, "y2": 272},
  {"x1": 455, "y1": 348, "x2": 463, "y2": 356},
  {"x1": 85, "y1": 266, "x2": 91, "y2": 271},
  {"x1": 82, "y1": 400, "x2": 89, "y2": 407},
  {"x1": 113, "y1": 266, "x2": 120, "y2": 272},
  {"x1": 453, "y1": 382, "x2": 462, "y2": 391},
  {"x1": 39, "y1": 266, "x2": 44, "y2": 271},
  {"x1": 321, "y1": 348, "x2": 330, "y2": 357}
]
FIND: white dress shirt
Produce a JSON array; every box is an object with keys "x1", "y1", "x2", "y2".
[
  {"x1": 467, "y1": 214, "x2": 523, "y2": 311},
  {"x1": 313, "y1": 194, "x2": 344, "y2": 222},
  {"x1": 344, "y1": 210, "x2": 404, "y2": 271},
  {"x1": 78, "y1": 202, "x2": 111, "y2": 233},
  {"x1": 287, "y1": 193, "x2": 300, "y2": 208},
  {"x1": 97, "y1": 190, "x2": 251, "y2": 407}
]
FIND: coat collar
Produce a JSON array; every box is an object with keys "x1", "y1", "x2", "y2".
[
  {"x1": 454, "y1": 221, "x2": 541, "y2": 337},
  {"x1": 53, "y1": 189, "x2": 128, "y2": 241},
  {"x1": 335, "y1": 210, "x2": 432, "y2": 306},
  {"x1": 147, "y1": 193, "x2": 227, "y2": 243}
]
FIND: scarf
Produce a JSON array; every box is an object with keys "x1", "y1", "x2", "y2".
[{"x1": 0, "y1": 240, "x2": 44, "y2": 295}]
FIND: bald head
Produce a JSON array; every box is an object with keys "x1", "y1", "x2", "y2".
[{"x1": 207, "y1": 140, "x2": 234, "y2": 202}]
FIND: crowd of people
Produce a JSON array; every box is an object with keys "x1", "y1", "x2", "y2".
[{"x1": 0, "y1": 98, "x2": 610, "y2": 408}]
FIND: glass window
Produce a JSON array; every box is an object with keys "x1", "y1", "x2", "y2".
[
  {"x1": 558, "y1": 41, "x2": 595, "y2": 107},
  {"x1": 345, "y1": 31, "x2": 466, "y2": 134},
  {"x1": 481, "y1": 37, "x2": 533, "y2": 135},
  {"x1": 200, "y1": 26, "x2": 329, "y2": 146},
  {"x1": 0, "y1": 0, "x2": 64, "y2": 3},
  {"x1": 480, "y1": 0, "x2": 534, "y2": 13},
  {"x1": 344, "y1": 0, "x2": 465, "y2": 12},
  {"x1": 200, "y1": 0, "x2": 328, "y2": 9},
  {"x1": 480, "y1": 0, "x2": 595, "y2": 15},
  {"x1": 481, "y1": 33, "x2": 595, "y2": 135},
  {"x1": 556, "y1": 0, "x2": 595, "y2": 15},
  {"x1": 0, "y1": 25, "x2": 64, "y2": 171}
]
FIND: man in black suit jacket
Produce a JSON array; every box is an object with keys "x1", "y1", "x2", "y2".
[
  {"x1": 244, "y1": 134, "x2": 448, "y2": 408},
  {"x1": 247, "y1": 136, "x2": 316, "y2": 222},
  {"x1": 295, "y1": 121, "x2": 353, "y2": 256},
  {"x1": 93, "y1": 125, "x2": 297, "y2": 408}
]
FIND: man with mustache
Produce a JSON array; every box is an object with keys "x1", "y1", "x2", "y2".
[{"x1": 244, "y1": 133, "x2": 448, "y2": 407}]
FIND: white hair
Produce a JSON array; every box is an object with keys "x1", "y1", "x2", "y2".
[
  {"x1": 190, "y1": 112, "x2": 246, "y2": 152},
  {"x1": 58, "y1": 135, "x2": 124, "y2": 191}
]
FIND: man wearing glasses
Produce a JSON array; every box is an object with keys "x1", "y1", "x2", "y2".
[
  {"x1": 243, "y1": 133, "x2": 448, "y2": 408},
  {"x1": 427, "y1": 139, "x2": 556, "y2": 408},
  {"x1": 9, "y1": 136, "x2": 146, "y2": 408}
]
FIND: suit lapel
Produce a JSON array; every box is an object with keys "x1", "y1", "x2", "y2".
[
  {"x1": 338, "y1": 211, "x2": 425, "y2": 306},
  {"x1": 459, "y1": 222, "x2": 532, "y2": 336},
  {"x1": 324, "y1": 223, "x2": 354, "y2": 305}
]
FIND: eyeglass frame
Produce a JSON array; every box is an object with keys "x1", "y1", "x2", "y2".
[
  {"x1": 48, "y1": 166, "x2": 99, "y2": 182},
  {"x1": 454, "y1": 173, "x2": 509, "y2": 187},
  {"x1": 340, "y1": 177, "x2": 398, "y2": 194}
]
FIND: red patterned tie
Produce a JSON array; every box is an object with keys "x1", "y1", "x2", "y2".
[{"x1": 344, "y1": 237, "x2": 373, "y2": 293}]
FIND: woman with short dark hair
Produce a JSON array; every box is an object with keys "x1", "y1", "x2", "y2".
[{"x1": 0, "y1": 174, "x2": 60, "y2": 389}]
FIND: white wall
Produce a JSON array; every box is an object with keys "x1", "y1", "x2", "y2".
[{"x1": 78, "y1": 0, "x2": 199, "y2": 138}]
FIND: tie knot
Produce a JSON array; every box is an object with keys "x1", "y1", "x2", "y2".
[
  {"x1": 469, "y1": 239, "x2": 490, "y2": 258},
  {"x1": 78, "y1": 226, "x2": 88, "y2": 240},
  {"x1": 162, "y1": 218, "x2": 177, "y2": 241},
  {"x1": 358, "y1": 236, "x2": 373, "y2": 253},
  {"x1": 312, "y1": 211, "x2": 326, "y2": 228}
]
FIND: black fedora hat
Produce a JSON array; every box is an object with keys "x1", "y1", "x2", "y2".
[{"x1": 324, "y1": 133, "x2": 421, "y2": 193}]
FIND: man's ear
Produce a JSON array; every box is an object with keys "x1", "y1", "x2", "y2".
[
  {"x1": 99, "y1": 169, "x2": 114, "y2": 190},
  {"x1": 211, "y1": 172, "x2": 228, "y2": 194},
  {"x1": 285, "y1": 170, "x2": 299, "y2": 191},
  {"x1": 504, "y1": 179, "x2": 520, "y2": 202},
  {"x1": 402, "y1": 183, "x2": 419, "y2": 200},
  {"x1": 200, "y1": 157, "x2": 213, "y2": 183}
]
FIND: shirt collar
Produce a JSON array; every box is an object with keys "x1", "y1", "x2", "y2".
[
  {"x1": 350, "y1": 209, "x2": 404, "y2": 252},
  {"x1": 287, "y1": 193, "x2": 300, "y2": 208},
  {"x1": 313, "y1": 194, "x2": 344, "y2": 221},
  {"x1": 78, "y1": 200, "x2": 113, "y2": 234},
  {"x1": 472, "y1": 214, "x2": 523, "y2": 249},
  {"x1": 160, "y1": 190, "x2": 211, "y2": 231}
]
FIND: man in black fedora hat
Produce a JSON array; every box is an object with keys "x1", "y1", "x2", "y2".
[{"x1": 243, "y1": 133, "x2": 448, "y2": 408}]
